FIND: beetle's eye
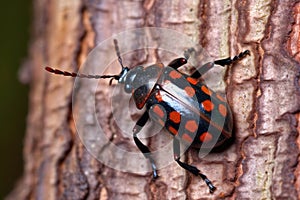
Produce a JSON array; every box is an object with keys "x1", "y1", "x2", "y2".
[{"x1": 124, "y1": 84, "x2": 133, "y2": 93}]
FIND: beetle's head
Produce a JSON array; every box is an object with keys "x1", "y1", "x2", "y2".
[
  {"x1": 118, "y1": 64, "x2": 163, "y2": 109},
  {"x1": 108, "y1": 39, "x2": 163, "y2": 109}
]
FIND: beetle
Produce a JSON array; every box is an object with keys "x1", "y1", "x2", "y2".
[{"x1": 45, "y1": 39, "x2": 249, "y2": 193}]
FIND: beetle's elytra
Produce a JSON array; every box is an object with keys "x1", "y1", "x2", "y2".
[{"x1": 45, "y1": 39, "x2": 250, "y2": 193}]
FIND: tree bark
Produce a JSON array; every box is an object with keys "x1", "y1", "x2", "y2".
[{"x1": 8, "y1": 0, "x2": 300, "y2": 199}]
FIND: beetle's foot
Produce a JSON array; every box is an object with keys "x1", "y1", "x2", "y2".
[
  {"x1": 208, "y1": 183, "x2": 216, "y2": 194},
  {"x1": 199, "y1": 173, "x2": 216, "y2": 193},
  {"x1": 152, "y1": 173, "x2": 159, "y2": 180},
  {"x1": 150, "y1": 159, "x2": 159, "y2": 180},
  {"x1": 234, "y1": 50, "x2": 250, "y2": 62}
]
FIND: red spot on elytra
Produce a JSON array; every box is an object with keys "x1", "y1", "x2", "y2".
[
  {"x1": 185, "y1": 120, "x2": 198, "y2": 133},
  {"x1": 169, "y1": 71, "x2": 182, "y2": 79},
  {"x1": 169, "y1": 111, "x2": 181, "y2": 124},
  {"x1": 152, "y1": 105, "x2": 165, "y2": 118},
  {"x1": 200, "y1": 132, "x2": 213, "y2": 142},
  {"x1": 218, "y1": 104, "x2": 227, "y2": 117},
  {"x1": 202, "y1": 100, "x2": 214, "y2": 112}
]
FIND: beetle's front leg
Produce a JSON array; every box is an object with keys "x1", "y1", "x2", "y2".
[
  {"x1": 190, "y1": 50, "x2": 250, "y2": 79},
  {"x1": 214, "y1": 50, "x2": 250, "y2": 66},
  {"x1": 133, "y1": 111, "x2": 158, "y2": 179}
]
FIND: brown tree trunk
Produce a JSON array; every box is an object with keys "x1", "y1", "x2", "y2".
[{"x1": 7, "y1": 0, "x2": 300, "y2": 199}]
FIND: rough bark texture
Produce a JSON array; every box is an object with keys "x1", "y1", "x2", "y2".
[{"x1": 7, "y1": 0, "x2": 300, "y2": 199}]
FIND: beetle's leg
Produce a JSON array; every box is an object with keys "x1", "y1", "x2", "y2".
[
  {"x1": 190, "y1": 62, "x2": 215, "y2": 79},
  {"x1": 214, "y1": 50, "x2": 250, "y2": 66},
  {"x1": 173, "y1": 138, "x2": 216, "y2": 193},
  {"x1": 191, "y1": 50, "x2": 250, "y2": 79},
  {"x1": 133, "y1": 111, "x2": 158, "y2": 179}
]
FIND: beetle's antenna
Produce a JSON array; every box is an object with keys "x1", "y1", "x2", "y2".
[
  {"x1": 45, "y1": 67, "x2": 120, "y2": 80},
  {"x1": 113, "y1": 39, "x2": 125, "y2": 69},
  {"x1": 45, "y1": 39, "x2": 128, "y2": 81}
]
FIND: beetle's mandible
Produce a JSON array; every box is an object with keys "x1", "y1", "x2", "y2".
[{"x1": 45, "y1": 39, "x2": 250, "y2": 193}]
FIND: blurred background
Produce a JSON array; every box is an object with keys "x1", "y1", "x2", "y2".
[{"x1": 0, "y1": 0, "x2": 31, "y2": 198}]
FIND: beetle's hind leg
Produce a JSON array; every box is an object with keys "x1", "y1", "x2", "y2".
[
  {"x1": 173, "y1": 138, "x2": 216, "y2": 193},
  {"x1": 133, "y1": 111, "x2": 158, "y2": 179}
]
